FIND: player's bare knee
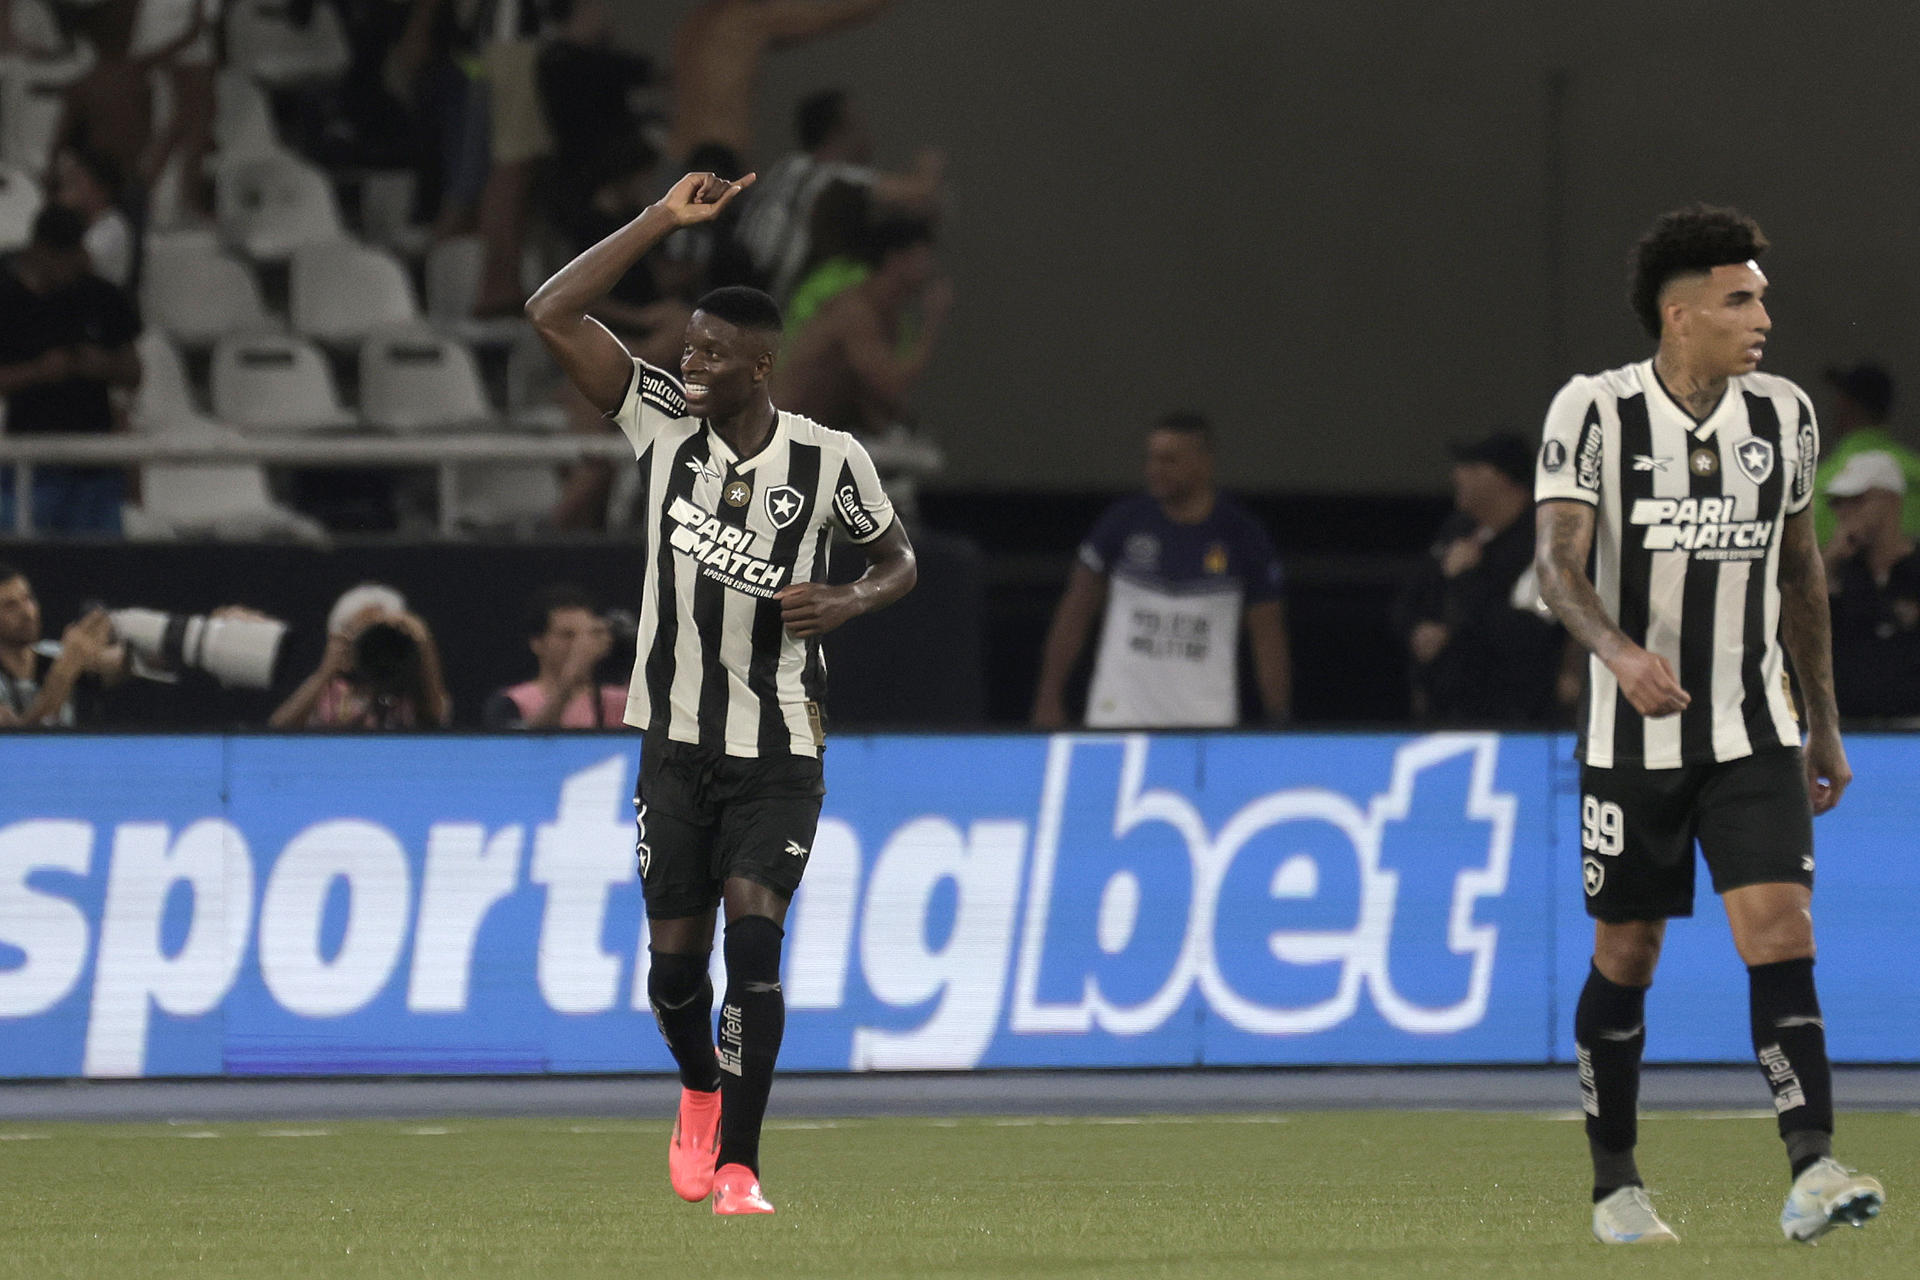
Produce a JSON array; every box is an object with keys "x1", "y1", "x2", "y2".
[{"x1": 1593, "y1": 921, "x2": 1663, "y2": 986}]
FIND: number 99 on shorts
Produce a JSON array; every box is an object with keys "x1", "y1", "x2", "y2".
[{"x1": 1580, "y1": 795, "x2": 1624, "y2": 856}]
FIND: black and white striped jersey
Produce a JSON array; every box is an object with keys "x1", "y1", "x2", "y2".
[
  {"x1": 1536, "y1": 359, "x2": 1819, "y2": 769},
  {"x1": 611, "y1": 357, "x2": 896, "y2": 757}
]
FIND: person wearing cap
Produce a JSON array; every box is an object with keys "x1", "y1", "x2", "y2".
[
  {"x1": 1822, "y1": 451, "x2": 1920, "y2": 719},
  {"x1": 1397, "y1": 431, "x2": 1566, "y2": 723},
  {"x1": 1813, "y1": 362, "x2": 1920, "y2": 546}
]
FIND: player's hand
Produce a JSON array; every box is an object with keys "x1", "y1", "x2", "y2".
[
  {"x1": 58, "y1": 610, "x2": 114, "y2": 667},
  {"x1": 1606, "y1": 644, "x2": 1690, "y2": 718},
  {"x1": 657, "y1": 171, "x2": 757, "y2": 227},
  {"x1": 776, "y1": 582, "x2": 861, "y2": 638},
  {"x1": 1804, "y1": 728, "x2": 1851, "y2": 815}
]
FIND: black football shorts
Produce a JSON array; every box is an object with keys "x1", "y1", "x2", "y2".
[
  {"x1": 632, "y1": 734, "x2": 825, "y2": 920},
  {"x1": 1578, "y1": 746, "x2": 1814, "y2": 922}
]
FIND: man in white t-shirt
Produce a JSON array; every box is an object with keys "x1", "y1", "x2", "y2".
[{"x1": 1032, "y1": 412, "x2": 1290, "y2": 728}]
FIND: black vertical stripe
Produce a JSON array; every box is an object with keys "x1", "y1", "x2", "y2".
[
  {"x1": 694, "y1": 462, "x2": 754, "y2": 749},
  {"x1": 644, "y1": 433, "x2": 707, "y2": 734},
  {"x1": 751, "y1": 442, "x2": 822, "y2": 754},
  {"x1": 1611, "y1": 396, "x2": 1655, "y2": 765},
  {"x1": 1676, "y1": 428, "x2": 1722, "y2": 762},
  {"x1": 1740, "y1": 394, "x2": 1789, "y2": 749}
]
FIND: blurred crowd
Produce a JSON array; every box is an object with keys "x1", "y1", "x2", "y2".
[
  {"x1": 0, "y1": 5, "x2": 1914, "y2": 731},
  {"x1": 0, "y1": 0, "x2": 949, "y2": 537}
]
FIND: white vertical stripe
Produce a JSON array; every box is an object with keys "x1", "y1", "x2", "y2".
[
  {"x1": 1640, "y1": 412, "x2": 1693, "y2": 769},
  {"x1": 1709, "y1": 422, "x2": 1763, "y2": 760}
]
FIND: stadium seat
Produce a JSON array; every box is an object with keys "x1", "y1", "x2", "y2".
[
  {"x1": 125, "y1": 331, "x2": 326, "y2": 541},
  {"x1": 424, "y1": 235, "x2": 524, "y2": 345},
  {"x1": 225, "y1": 0, "x2": 351, "y2": 88},
  {"x1": 0, "y1": 163, "x2": 41, "y2": 250},
  {"x1": 447, "y1": 461, "x2": 562, "y2": 532},
  {"x1": 0, "y1": 52, "x2": 89, "y2": 170},
  {"x1": 210, "y1": 332, "x2": 357, "y2": 433},
  {"x1": 3, "y1": 0, "x2": 68, "y2": 53},
  {"x1": 213, "y1": 68, "x2": 282, "y2": 161},
  {"x1": 359, "y1": 327, "x2": 495, "y2": 431},
  {"x1": 290, "y1": 239, "x2": 420, "y2": 344},
  {"x1": 216, "y1": 152, "x2": 344, "y2": 259},
  {"x1": 143, "y1": 233, "x2": 278, "y2": 345}
]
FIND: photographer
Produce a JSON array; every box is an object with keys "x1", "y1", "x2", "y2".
[
  {"x1": 270, "y1": 585, "x2": 452, "y2": 730},
  {"x1": 0, "y1": 563, "x2": 125, "y2": 727},
  {"x1": 483, "y1": 585, "x2": 627, "y2": 729}
]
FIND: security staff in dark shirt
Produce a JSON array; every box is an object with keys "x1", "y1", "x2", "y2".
[
  {"x1": 1400, "y1": 432, "x2": 1566, "y2": 724},
  {"x1": 1822, "y1": 451, "x2": 1920, "y2": 719}
]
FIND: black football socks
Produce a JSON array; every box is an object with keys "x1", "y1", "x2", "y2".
[
  {"x1": 1576, "y1": 962, "x2": 1648, "y2": 1201},
  {"x1": 716, "y1": 915, "x2": 787, "y2": 1175},
  {"x1": 1748, "y1": 957, "x2": 1835, "y2": 1176},
  {"x1": 647, "y1": 949, "x2": 723, "y2": 1093}
]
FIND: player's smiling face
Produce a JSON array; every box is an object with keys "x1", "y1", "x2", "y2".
[
  {"x1": 1664, "y1": 261, "x2": 1771, "y2": 379},
  {"x1": 680, "y1": 312, "x2": 773, "y2": 419}
]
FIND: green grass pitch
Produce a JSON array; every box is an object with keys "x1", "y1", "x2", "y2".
[{"x1": 4, "y1": 1110, "x2": 1913, "y2": 1278}]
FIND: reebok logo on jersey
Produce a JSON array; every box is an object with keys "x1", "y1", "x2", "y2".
[
  {"x1": 834, "y1": 483, "x2": 878, "y2": 539},
  {"x1": 1632, "y1": 454, "x2": 1671, "y2": 472},
  {"x1": 784, "y1": 840, "x2": 808, "y2": 858},
  {"x1": 667, "y1": 496, "x2": 790, "y2": 597},
  {"x1": 686, "y1": 456, "x2": 723, "y2": 483},
  {"x1": 1629, "y1": 497, "x2": 1772, "y2": 561}
]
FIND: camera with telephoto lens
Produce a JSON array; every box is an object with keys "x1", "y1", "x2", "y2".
[{"x1": 102, "y1": 607, "x2": 289, "y2": 690}]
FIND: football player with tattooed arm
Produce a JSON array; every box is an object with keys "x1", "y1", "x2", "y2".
[
  {"x1": 1534, "y1": 205, "x2": 1883, "y2": 1246},
  {"x1": 527, "y1": 171, "x2": 916, "y2": 1216}
]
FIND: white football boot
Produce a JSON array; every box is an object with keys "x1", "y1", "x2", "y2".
[
  {"x1": 1780, "y1": 1158, "x2": 1884, "y2": 1242},
  {"x1": 1592, "y1": 1185, "x2": 1679, "y2": 1244}
]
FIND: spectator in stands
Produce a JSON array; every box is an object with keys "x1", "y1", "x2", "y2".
[
  {"x1": 128, "y1": 0, "x2": 217, "y2": 221},
  {"x1": 1812, "y1": 362, "x2": 1920, "y2": 546},
  {"x1": 733, "y1": 87, "x2": 943, "y2": 304},
  {"x1": 482, "y1": 584, "x2": 626, "y2": 728},
  {"x1": 0, "y1": 563, "x2": 125, "y2": 728},
  {"x1": 666, "y1": 0, "x2": 896, "y2": 165},
  {"x1": 771, "y1": 217, "x2": 950, "y2": 436},
  {"x1": 270, "y1": 583, "x2": 451, "y2": 728},
  {"x1": 471, "y1": 0, "x2": 556, "y2": 314},
  {"x1": 1822, "y1": 451, "x2": 1920, "y2": 719},
  {"x1": 51, "y1": 0, "x2": 208, "y2": 216},
  {"x1": 1397, "y1": 432, "x2": 1565, "y2": 724},
  {"x1": 50, "y1": 146, "x2": 137, "y2": 289},
  {"x1": 0, "y1": 206, "x2": 142, "y2": 536},
  {"x1": 1032, "y1": 412, "x2": 1291, "y2": 728},
  {"x1": 537, "y1": 0, "x2": 659, "y2": 201}
]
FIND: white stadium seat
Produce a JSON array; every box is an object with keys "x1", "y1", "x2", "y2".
[
  {"x1": 210, "y1": 332, "x2": 357, "y2": 433},
  {"x1": 0, "y1": 53, "x2": 89, "y2": 170},
  {"x1": 225, "y1": 0, "x2": 350, "y2": 88},
  {"x1": 290, "y1": 238, "x2": 419, "y2": 343},
  {"x1": 143, "y1": 233, "x2": 278, "y2": 345},
  {"x1": 0, "y1": 163, "x2": 42, "y2": 250},
  {"x1": 213, "y1": 68, "x2": 282, "y2": 161},
  {"x1": 216, "y1": 152, "x2": 344, "y2": 259},
  {"x1": 424, "y1": 234, "x2": 524, "y2": 345},
  {"x1": 360, "y1": 327, "x2": 494, "y2": 431},
  {"x1": 124, "y1": 331, "x2": 326, "y2": 542}
]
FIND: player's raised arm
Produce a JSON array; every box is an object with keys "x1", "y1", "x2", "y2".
[
  {"x1": 525, "y1": 171, "x2": 755, "y2": 412},
  {"x1": 1535, "y1": 499, "x2": 1689, "y2": 718}
]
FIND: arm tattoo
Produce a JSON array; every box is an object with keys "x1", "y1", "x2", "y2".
[
  {"x1": 1534, "y1": 501, "x2": 1630, "y2": 662},
  {"x1": 1777, "y1": 511, "x2": 1839, "y2": 733}
]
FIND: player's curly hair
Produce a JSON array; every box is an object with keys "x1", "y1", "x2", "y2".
[{"x1": 1629, "y1": 204, "x2": 1769, "y2": 338}]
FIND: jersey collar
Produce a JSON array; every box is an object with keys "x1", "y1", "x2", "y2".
[
  {"x1": 1643, "y1": 360, "x2": 1737, "y2": 440},
  {"x1": 704, "y1": 411, "x2": 786, "y2": 474}
]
